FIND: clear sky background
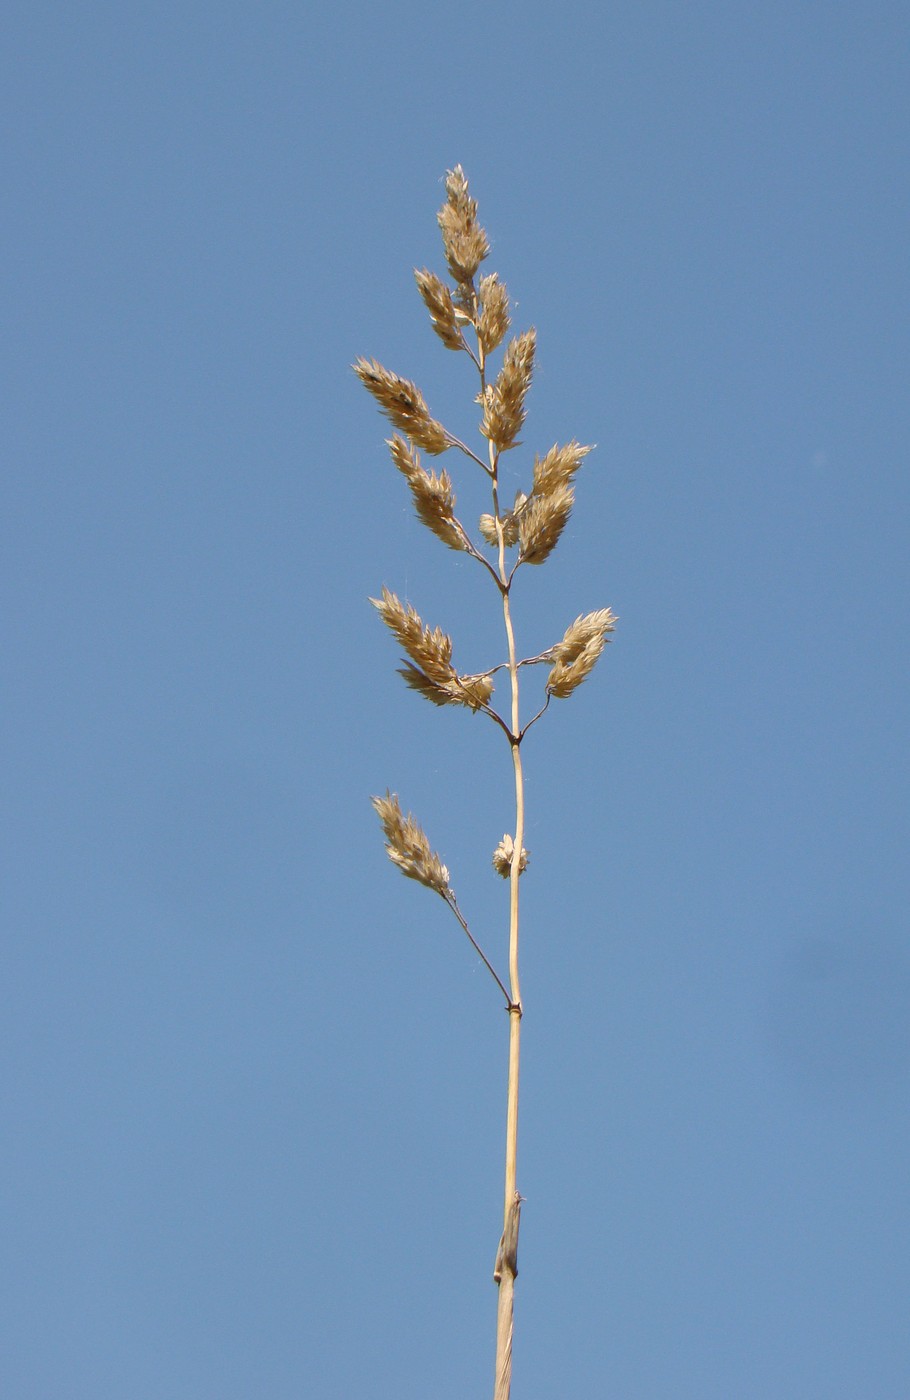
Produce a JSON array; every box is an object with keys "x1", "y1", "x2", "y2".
[{"x1": 3, "y1": 3, "x2": 908, "y2": 1397}]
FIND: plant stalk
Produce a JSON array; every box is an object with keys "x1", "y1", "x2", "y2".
[{"x1": 492, "y1": 444, "x2": 524, "y2": 1400}]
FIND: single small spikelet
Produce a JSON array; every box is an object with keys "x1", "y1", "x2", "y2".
[
  {"x1": 388, "y1": 436, "x2": 466, "y2": 552},
  {"x1": 518, "y1": 483, "x2": 574, "y2": 564},
  {"x1": 372, "y1": 791, "x2": 451, "y2": 895},
  {"x1": 546, "y1": 608, "x2": 617, "y2": 698},
  {"x1": 354, "y1": 358, "x2": 450, "y2": 455},
  {"x1": 437, "y1": 165, "x2": 490, "y2": 286},
  {"x1": 479, "y1": 491, "x2": 527, "y2": 549},
  {"x1": 414, "y1": 269, "x2": 464, "y2": 351},
  {"x1": 481, "y1": 329, "x2": 536, "y2": 451},
  {"x1": 492, "y1": 835, "x2": 529, "y2": 878}
]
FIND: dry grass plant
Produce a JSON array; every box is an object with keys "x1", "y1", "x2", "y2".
[{"x1": 356, "y1": 166, "x2": 616, "y2": 1400}]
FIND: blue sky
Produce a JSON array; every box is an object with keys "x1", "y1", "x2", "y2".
[{"x1": 3, "y1": 2, "x2": 909, "y2": 1396}]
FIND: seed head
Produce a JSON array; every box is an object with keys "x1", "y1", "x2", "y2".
[
  {"x1": 414, "y1": 269, "x2": 464, "y2": 351},
  {"x1": 481, "y1": 329, "x2": 536, "y2": 451},
  {"x1": 354, "y1": 358, "x2": 449, "y2": 455},
  {"x1": 532, "y1": 442, "x2": 593, "y2": 497},
  {"x1": 518, "y1": 483, "x2": 574, "y2": 565},
  {"x1": 477, "y1": 274, "x2": 511, "y2": 356},
  {"x1": 546, "y1": 609, "x2": 617, "y2": 697},
  {"x1": 437, "y1": 165, "x2": 490, "y2": 286},
  {"x1": 388, "y1": 436, "x2": 466, "y2": 552},
  {"x1": 372, "y1": 791, "x2": 451, "y2": 895}
]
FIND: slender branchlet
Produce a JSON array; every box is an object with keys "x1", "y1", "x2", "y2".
[{"x1": 357, "y1": 165, "x2": 616, "y2": 1400}]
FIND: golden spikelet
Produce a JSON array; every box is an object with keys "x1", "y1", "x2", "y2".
[
  {"x1": 477, "y1": 274, "x2": 510, "y2": 356},
  {"x1": 373, "y1": 588, "x2": 493, "y2": 711},
  {"x1": 481, "y1": 329, "x2": 536, "y2": 451},
  {"x1": 397, "y1": 662, "x2": 462, "y2": 707},
  {"x1": 546, "y1": 608, "x2": 617, "y2": 698},
  {"x1": 532, "y1": 442, "x2": 592, "y2": 497},
  {"x1": 437, "y1": 165, "x2": 490, "y2": 286},
  {"x1": 354, "y1": 358, "x2": 449, "y2": 455},
  {"x1": 414, "y1": 269, "x2": 464, "y2": 351},
  {"x1": 518, "y1": 482, "x2": 573, "y2": 564},
  {"x1": 397, "y1": 664, "x2": 492, "y2": 711},
  {"x1": 372, "y1": 791, "x2": 451, "y2": 894},
  {"x1": 388, "y1": 437, "x2": 466, "y2": 552},
  {"x1": 371, "y1": 587, "x2": 455, "y2": 686}
]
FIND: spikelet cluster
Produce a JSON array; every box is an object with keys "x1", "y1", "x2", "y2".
[
  {"x1": 437, "y1": 165, "x2": 490, "y2": 287},
  {"x1": 546, "y1": 609, "x2": 617, "y2": 698},
  {"x1": 414, "y1": 269, "x2": 464, "y2": 351},
  {"x1": 478, "y1": 491, "x2": 527, "y2": 548},
  {"x1": 371, "y1": 587, "x2": 493, "y2": 711},
  {"x1": 354, "y1": 359, "x2": 449, "y2": 455},
  {"x1": 481, "y1": 329, "x2": 536, "y2": 451},
  {"x1": 516, "y1": 442, "x2": 592, "y2": 565},
  {"x1": 477, "y1": 274, "x2": 510, "y2": 356},
  {"x1": 492, "y1": 835, "x2": 529, "y2": 878},
  {"x1": 388, "y1": 436, "x2": 466, "y2": 552},
  {"x1": 372, "y1": 791, "x2": 451, "y2": 894}
]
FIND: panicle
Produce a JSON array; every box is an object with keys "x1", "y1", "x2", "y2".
[
  {"x1": 518, "y1": 482, "x2": 574, "y2": 564},
  {"x1": 477, "y1": 274, "x2": 510, "y2": 356},
  {"x1": 388, "y1": 436, "x2": 466, "y2": 552},
  {"x1": 480, "y1": 329, "x2": 536, "y2": 451},
  {"x1": 414, "y1": 269, "x2": 464, "y2": 351},
  {"x1": 354, "y1": 358, "x2": 449, "y2": 455},
  {"x1": 546, "y1": 609, "x2": 617, "y2": 697},
  {"x1": 437, "y1": 165, "x2": 490, "y2": 287},
  {"x1": 372, "y1": 791, "x2": 451, "y2": 895}
]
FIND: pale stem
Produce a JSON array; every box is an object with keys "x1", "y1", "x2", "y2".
[{"x1": 481, "y1": 334, "x2": 524, "y2": 1400}]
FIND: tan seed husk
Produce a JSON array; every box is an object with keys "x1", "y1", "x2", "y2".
[
  {"x1": 373, "y1": 588, "x2": 493, "y2": 712},
  {"x1": 388, "y1": 436, "x2": 466, "y2": 552},
  {"x1": 354, "y1": 358, "x2": 449, "y2": 455},
  {"x1": 414, "y1": 269, "x2": 464, "y2": 351},
  {"x1": 398, "y1": 663, "x2": 493, "y2": 711},
  {"x1": 371, "y1": 587, "x2": 456, "y2": 686},
  {"x1": 372, "y1": 791, "x2": 451, "y2": 894},
  {"x1": 477, "y1": 274, "x2": 511, "y2": 356},
  {"x1": 518, "y1": 483, "x2": 574, "y2": 564},
  {"x1": 532, "y1": 441, "x2": 593, "y2": 497},
  {"x1": 481, "y1": 329, "x2": 536, "y2": 451},
  {"x1": 438, "y1": 165, "x2": 490, "y2": 286},
  {"x1": 546, "y1": 609, "x2": 617, "y2": 697}
]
